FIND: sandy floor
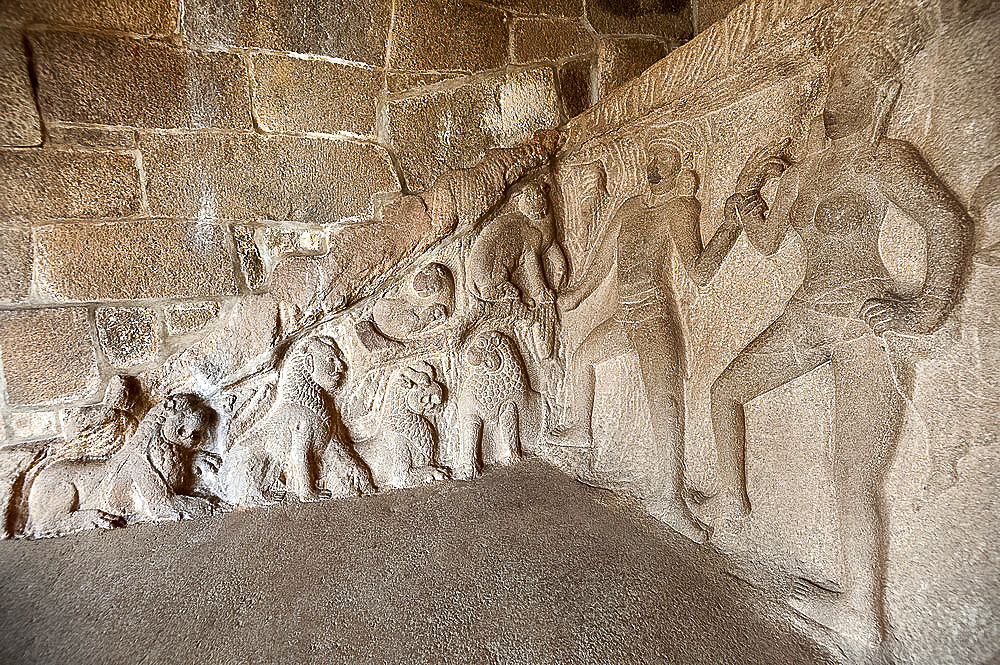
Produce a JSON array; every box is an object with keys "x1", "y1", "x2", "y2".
[{"x1": 0, "y1": 460, "x2": 839, "y2": 665}]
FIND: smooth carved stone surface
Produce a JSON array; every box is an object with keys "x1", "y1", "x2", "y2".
[
  {"x1": 0, "y1": 226, "x2": 31, "y2": 303},
  {"x1": 0, "y1": 29, "x2": 41, "y2": 146},
  {"x1": 0, "y1": 149, "x2": 142, "y2": 221},
  {"x1": 30, "y1": 30, "x2": 251, "y2": 131},
  {"x1": 140, "y1": 133, "x2": 399, "y2": 222},
  {"x1": 252, "y1": 54, "x2": 381, "y2": 136},
  {"x1": 183, "y1": 0, "x2": 391, "y2": 66},
  {"x1": 390, "y1": 0, "x2": 507, "y2": 73},
  {"x1": 388, "y1": 69, "x2": 560, "y2": 190},
  {"x1": 587, "y1": 0, "x2": 693, "y2": 40},
  {"x1": 95, "y1": 307, "x2": 159, "y2": 368},
  {"x1": 0, "y1": 0, "x2": 179, "y2": 36},
  {"x1": 0, "y1": 308, "x2": 100, "y2": 406},
  {"x1": 510, "y1": 17, "x2": 595, "y2": 65},
  {"x1": 597, "y1": 37, "x2": 669, "y2": 97},
  {"x1": 34, "y1": 220, "x2": 238, "y2": 302}
]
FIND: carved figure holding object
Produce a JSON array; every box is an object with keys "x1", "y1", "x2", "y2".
[
  {"x1": 356, "y1": 263, "x2": 455, "y2": 353},
  {"x1": 704, "y1": 42, "x2": 974, "y2": 656},
  {"x1": 455, "y1": 330, "x2": 542, "y2": 480},
  {"x1": 27, "y1": 393, "x2": 218, "y2": 537},
  {"x1": 354, "y1": 362, "x2": 450, "y2": 489}
]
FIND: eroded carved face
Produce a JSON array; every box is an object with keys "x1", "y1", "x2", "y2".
[
  {"x1": 309, "y1": 339, "x2": 347, "y2": 391},
  {"x1": 647, "y1": 144, "x2": 682, "y2": 193},
  {"x1": 822, "y1": 46, "x2": 897, "y2": 140},
  {"x1": 412, "y1": 263, "x2": 454, "y2": 301},
  {"x1": 161, "y1": 402, "x2": 212, "y2": 449},
  {"x1": 465, "y1": 331, "x2": 504, "y2": 371},
  {"x1": 517, "y1": 185, "x2": 550, "y2": 221},
  {"x1": 403, "y1": 376, "x2": 444, "y2": 415}
]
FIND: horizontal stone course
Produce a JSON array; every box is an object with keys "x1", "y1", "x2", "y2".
[
  {"x1": 0, "y1": 148, "x2": 142, "y2": 221},
  {"x1": 388, "y1": 68, "x2": 560, "y2": 190},
  {"x1": 183, "y1": 0, "x2": 391, "y2": 66},
  {"x1": 33, "y1": 219, "x2": 239, "y2": 302},
  {"x1": 30, "y1": 30, "x2": 251, "y2": 131},
  {"x1": 390, "y1": 0, "x2": 507, "y2": 72},
  {"x1": 0, "y1": 0, "x2": 179, "y2": 36},
  {"x1": 510, "y1": 17, "x2": 594, "y2": 64},
  {"x1": 483, "y1": 0, "x2": 581, "y2": 18},
  {"x1": 252, "y1": 54, "x2": 381, "y2": 136},
  {"x1": 0, "y1": 28, "x2": 41, "y2": 147},
  {"x1": 140, "y1": 133, "x2": 399, "y2": 222},
  {"x1": 0, "y1": 307, "x2": 101, "y2": 406}
]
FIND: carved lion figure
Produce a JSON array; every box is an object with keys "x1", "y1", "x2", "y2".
[
  {"x1": 26, "y1": 393, "x2": 218, "y2": 537},
  {"x1": 354, "y1": 361, "x2": 450, "y2": 489},
  {"x1": 219, "y1": 335, "x2": 373, "y2": 505},
  {"x1": 455, "y1": 330, "x2": 542, "y2": 480}
]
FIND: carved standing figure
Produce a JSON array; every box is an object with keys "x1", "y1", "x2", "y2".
[
  {"x1": 702, "y1": 43, "x2": 974, "y2": 658},
  {"x1": 455, "y1": 330, "x2": 542, "y2": 480},
  {"x1": 354, "y1": 362, "x2": 450, "y2": 489},
  {"x1": 220, "y1": 335, "x2": 373, "y2": 505},
  {"x1": 27, "y1": 393, "x2": 218, "y2": 537},
  {"x1": 556, "y1": 123, "x2": 748, "y2": 542}
]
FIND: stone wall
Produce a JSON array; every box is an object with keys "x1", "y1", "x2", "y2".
[{"x1": 0, "y1": 0, "x2": 692, "y2": 442}]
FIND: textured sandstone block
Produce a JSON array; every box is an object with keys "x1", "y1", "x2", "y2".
[
  {"x1": 390, "y1": 0, "x2": 507, "y2": 72},
  {"x1": 0, "y1": 227, "x2": 31, "y2": 303},
  {"x1": 597, "y1": 37, "x2": 669, "y2": 96},
  {"x1": 34, "y1": 220, "x2": 238, "y2": 301},
  {"x1": 232, "y1": 226, "x2": 265, "y2": 292},
  {"x1": 183, "y1": 0, "x2": 391, "y2": 66},
  {"x1": 140, "y1": 133, "x2": 399, "y2": 222},
  {"x1": 0, "y1": 29, "x2": 41, "y2": 146},
  {"x1": 30, "y1": 30, "x2": 251, "y2": 131},
  {"x1": 388, "y1": 69, "x2": 560, "y2": 190},
  {"x1": 8, "y1": 411, "x2": 60, "y2": 441},
  {"x1": 0, "y1": 149, "x2": 142, "y2": 220},
  {"x1": 252, "y1": 54, "x2": 381, "y2": 136},
  {"x1": 164, "y1": 301, "x2": 221, "y2": 336},
  {"x1": 588, "y1": 0, "x2": 692, "y2": 40},
  {"x1": 0, "y1": 308, "x2": 100, "y2": 406},
  {"x1": 510, "y1": 17, "x2": 594, "y2": 65},
  {"x1": 95, "y1": 307, "x2": 159, "y2": 368},
  {"x1": 0, "y1": 0, "x2": 179, "y2": 35},
  {"x1": 386, "y1": 72, "x2": 462, "y2": 94},
  {"x1": 483, "y1": 0, "x2": 581, "y2": 18},
  {"x1": 46, "y1": 125, "x2": 137, "y2": 149},
  {"x1": 559, "y1": 59, "x2": 594, "y2": 118}
]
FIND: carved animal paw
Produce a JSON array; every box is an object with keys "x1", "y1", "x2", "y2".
[{"x1": 93, "y1": 510, "x2": 125, "y2": 530}]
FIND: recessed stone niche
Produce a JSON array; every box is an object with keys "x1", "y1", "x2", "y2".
[{"x1": 0, "y1": 1, "x2": 996, "y2": 664}]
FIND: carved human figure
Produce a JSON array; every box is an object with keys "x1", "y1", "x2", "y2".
[
  {"x1": 220, "y1": 335, "x2": 373, "y2": 505},
  {"x1": 455, "y1": 330, "x2": 542, "y2": 480},
  {"x1": 27, "y1": 394, "x2": 218, "y2": 537},
  {"x1": 556, "y1": 124, "x2": 747, "y2": 542},
  {"x1": 354, "y1": 362, "x2": 450, "y2": 489},
  {"x1": 703, "y1": 43, "x2": 974, "y2": 655},
  {"x1": 466, "y1": 183, "x2": 568, "y2": 359}
]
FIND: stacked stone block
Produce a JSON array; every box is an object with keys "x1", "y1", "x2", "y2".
[{"x1": 0, "y1": 0, "x2": 694, "y2": 444}]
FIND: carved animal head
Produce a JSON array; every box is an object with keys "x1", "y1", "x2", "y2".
[
  {"x1": 398, "y1": 362, "x2": 444, "y2": 415},
  {"x1": 464, "y1": 330, "x2": 512, "y2": 373},
  {"x1": 412, "y1": 262, "x2": 454, "y2": 303},
  {"x1": 299, "y1": 335, "x2": 347, "y2": 392},
  {"x1": 158, "y1": 394, "x2": 215, "y2": 449},
  {"x1": 516, "y1": 183, "x2": 550, "y2": 222}
]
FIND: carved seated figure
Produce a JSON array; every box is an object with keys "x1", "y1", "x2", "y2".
[
  {"x1": 354, "y1": 362, "x2": 451, "y2": 490},
  {"x1": 219, "y1": 335, "x2": 374, "y2": 505},
  {"x1": 27, "y1": 393, "x2": 218, "y2": 537}
]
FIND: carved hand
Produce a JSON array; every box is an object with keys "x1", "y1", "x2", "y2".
[
  {"x1": 725, "y1": 192, "x2": 766, "y2": 228},
  {"x1": 860, "y1": 293, "x2": 943, "y2": 335}
]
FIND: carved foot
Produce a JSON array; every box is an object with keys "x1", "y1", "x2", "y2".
[
  {"x1": 451, "y1": 465, "x2": 479, "y2": 481},
  {"x1": 652, "y1": 500, "x2": 711, "y2": 544},
  {"x1": 789, "y1": 577, "x2": 882, "y2": 657},
  {"x1": 697, "y1": 487, "x2": 751, "y2": 529}
]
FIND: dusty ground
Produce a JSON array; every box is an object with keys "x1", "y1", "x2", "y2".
[{"x1": 0, "y1": 460, "x2": 839, "y2": 665}]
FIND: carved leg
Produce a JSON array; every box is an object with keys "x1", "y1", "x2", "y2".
[
  {"x1": 320, "y1": 440, "x2": 374, "y2": 497},
  {"x1": 494, "y1": 401, "x2": 520, "y2": 466},
  {"x1": 455, "y1": 413, "x2": 483, "y2": 481}
]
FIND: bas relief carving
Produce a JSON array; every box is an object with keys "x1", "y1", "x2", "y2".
[{"x1": 5, "y1": 3, "x2": 997, "y2": 663}]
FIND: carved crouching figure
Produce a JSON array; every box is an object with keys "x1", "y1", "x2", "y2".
[
  {"x1": 221, "y1": 336, "x2": 373, "y2": 505},
  {"x1": 27, "y1": 394, "x2": 217, "y2": 537},
  {"x1": 455, "y1": 330, "x2": 542, "y2": 480},
  {"x1": 355, "y1": 362, "x2": 450, "y2": 489}
]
